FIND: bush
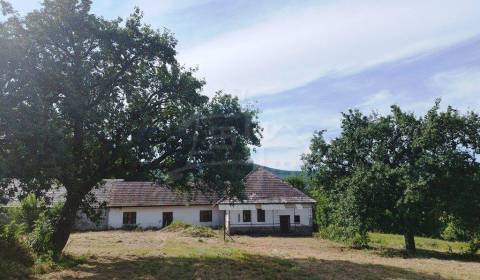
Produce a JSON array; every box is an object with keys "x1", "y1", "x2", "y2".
[
  {"x1": 0, "y1": 222, "x2": 33, "y2": 279},
  {"x1": 316, "y1": 224, "x2": 369, "y2": 248},
  {"x1": 467, "y1": 238, "x2": 480, "y2": 255},
  {"x1": 8, "y1": 193, "x2": 46, "y2": 233},
  {"x1": 0, "y1": 207, "x2": 9, "y2": 226},
  {"x1": 2, "y1": 194, "x2": 63, "y2": 256},
  {"x1": 0, "y1": 195, "x2": 64, "y2": 278},
  {"x1": 28, "y1": 212, "x2": 54, "y2": 255}
]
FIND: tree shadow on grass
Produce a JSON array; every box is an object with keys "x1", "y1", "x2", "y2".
[
  {"x1": 371, "y1": 247, "x2": 480, "y2": 263},
  {"x1": 53, "y1": 254, "x2": 449, "y2": 280}
]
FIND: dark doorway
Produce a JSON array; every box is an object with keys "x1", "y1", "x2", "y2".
[
  {"x1": 280, "y1": 215, "x2": 290, "y2": 234},
  {"x1": 162, "y1": 212, "x2": 173, "y2": 228}
]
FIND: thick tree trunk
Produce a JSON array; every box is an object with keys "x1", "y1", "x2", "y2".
[
  {"x1": 52, "y1": 193, "x2": 81, "y2": 254},
  {"x1": 404, "y1": 230, "x2": 416, "y2": 254}
]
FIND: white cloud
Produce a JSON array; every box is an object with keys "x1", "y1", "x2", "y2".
[
  {"x1": 359, "y1": 90, "x2": 397, "y2": 115},
  {"x1": 252, "y1": 106, "x2": 343, "y2": 170},
  {"x1": 429, "y1": 68, "x2": 480, "y2": 111},
  {"x1": 180, "y1": 0, "x2": 480, "y2": 98},
  {"x1": 359, "y1": 89, "x2": 435, "y2": 116},
  {"x1": 132, "y1": 0, "x2": 213, "y2": 18}
]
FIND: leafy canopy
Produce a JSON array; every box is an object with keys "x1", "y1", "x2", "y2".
[
  {"x1": 0, "y1": 0, "x2": 261, "y2": 252},
  {"x1": 303, "y1": 103, "x2": 480, "y2": 252}
]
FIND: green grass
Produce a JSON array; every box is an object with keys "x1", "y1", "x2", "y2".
[{"x1": 369, "y1": 232, "x2": 470, "y2": 254}]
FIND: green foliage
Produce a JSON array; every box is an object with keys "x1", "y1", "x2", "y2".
[
  {"x1": 368, "y1": 232, "x2": 472, "y2": 254},
  {"x1": 10, "y1": 193, "x2": 47, "y2": 232},
  {"x1": 284, "y1": 175, "x2": 309, "y2": 194},
  {"x1": 316, "y1": 224, "x2": 369, "y2": 248},
  {"x1": 0, "y1": 192, "x2": 78, "y2": 278},
  {"x1": 441, "y1": 217, "x2": 468, "y2": 242},
  {"x1": 28, "y1": 212, "x2": 55, "y2": 255},
  {"x1": 32, "y1": 253, "x2": 87, "y2": 275},
  {"x1": 2, "y1": 194, "x2": 62, "y2": 256},
  {"x1": 0, "y1": 0, "x2": 261, "y2": 252},
  {"x1": 303, "y1": 103, "x2": 480, "y2": 253},
  {"x1": 0, "y1": 222, "x2": 34, "y2": 279}
]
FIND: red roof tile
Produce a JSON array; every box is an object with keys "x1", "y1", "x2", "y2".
[
  {"x1": 107, "y1": 167, "x2": 315, "y2": 207},
  {"x1": 108, "y1": 182, "x2": 218, "y2": 207},
  {"x1": 224, "y1": 167, "x2": 316, "y2": 204}
]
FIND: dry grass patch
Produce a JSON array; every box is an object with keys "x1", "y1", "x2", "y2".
[
  {"x1": 36, "y1": 231, "x2": 480, "y2": 280},
  {"x1": 161, "y1": 221, "x2": 217, "y2": 238}
]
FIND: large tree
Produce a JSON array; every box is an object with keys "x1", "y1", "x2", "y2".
[
  {"x1": 0, "y1": 0, "x2": 261, "y2": 253},
  {"x1": 303, "y1": 103, "x2": 480, "y2": 253}
]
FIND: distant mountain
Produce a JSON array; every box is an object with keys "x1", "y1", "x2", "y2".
[{"x1": 254, "y1": 164, "x2": 301, "y2": 178}]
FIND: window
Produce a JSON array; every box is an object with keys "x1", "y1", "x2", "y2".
[
  {"x1": 123, "y1": 212, "x2": 136, "y2": 225},
  {"x1": 257, "y1": 209, "x2": 265, "y2": 222},
  {"x1": 243, "y1": 210, "x2": 251, "y2": 222},
  {"x1": 200, "y1": 210, "x2": 212, "y2": 222},
  {"x1": 294, "y1": 215, "x2": 300, "y2": 224}
]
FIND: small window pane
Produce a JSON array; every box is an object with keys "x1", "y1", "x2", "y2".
[
  {"x1": 257, "y1": 209, "x2": 265, "y2": 222},
  {"x1": 123, "y1": 212, "x2": 136, "y2": 225},
  {"x1": 243, "y1": 210, "x2": 251, "y2": 222},
  {"x1": 200, "y1": 210, "x2": 212, "y2": 222},
  {"x1": 294, "y1": 215, "x2": 300, "y2": 224}
]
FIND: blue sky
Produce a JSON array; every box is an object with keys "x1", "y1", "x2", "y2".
[{"x1": 8, "y1": 0, "x2": 480, "y2": 170}]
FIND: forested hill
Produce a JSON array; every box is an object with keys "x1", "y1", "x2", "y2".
[{"x1": 254, "y1": 165, "x2": 301, "y2": 178}]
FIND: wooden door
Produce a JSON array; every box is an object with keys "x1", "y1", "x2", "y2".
[
  {"x1": 162, "y1": 212, "x2": 173, "y2": 228},
  {"x1": 280, "y1": 215, "x2": 290, "y2": 234}
]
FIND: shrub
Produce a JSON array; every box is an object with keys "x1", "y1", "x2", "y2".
[
  {"x1": 0, "y1": 195, "x2": 64, "y2": 278},
  {"x1": 467, "y1": 238, "x2": 480, "y2": 255},
  {"x1": 12, "y1": 193, "x2": 46, "y2": 233},
  {"x1": 0, "y1": 207, "x2": 9, "y2": 226},
  {"x1": 28, "y1": 212, "x2": 54, "y2": 255},
  {"x1": 0, "y1": 222, "x2": 33, "y2": 279},
  {"x1": 316, "y1": 224, "x2": 369, "y2": 248}
]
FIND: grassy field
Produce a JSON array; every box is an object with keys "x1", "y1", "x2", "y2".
[
  {"x1": 35, "y1": 230, "x2": 480, "y2": 280},
  {"x1": 369, "y1": 232, "x2": 470, "y2": 253}
]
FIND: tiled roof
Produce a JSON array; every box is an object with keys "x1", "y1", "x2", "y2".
[
  {"x1": 5, "y1": 168, "x2": 315, "y2": 207},
  {"x1": 108, "y1": 167, "x2": 315, "y2": 207},
  {"x1": 108, "y1": 182, "x2": 218, "y2": 207},
  {"x1": 223, "y1": 167, "x2": 316, "y2": 204}
]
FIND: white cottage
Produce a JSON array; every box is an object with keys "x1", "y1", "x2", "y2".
[
  {"x1": 76, "y1": 167, "x2": 316, "y2": 235},
  {"x1": 220, "y1": 168, "x2": 316, "y2": 235},
  {"x1": 106, "y1": 181, "x2": 224, "y2": 229}
]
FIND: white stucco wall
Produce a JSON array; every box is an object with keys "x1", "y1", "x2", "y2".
[
  {"x1": 226, "y1": 205, "x2": 313, "y2": 228},
  {"x1": 108, "y1": 205, "x2": 224, "y2": 229}
]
